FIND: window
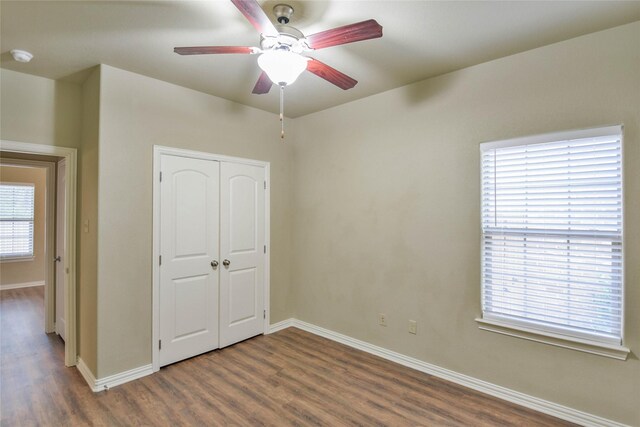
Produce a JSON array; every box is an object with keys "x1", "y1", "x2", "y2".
[
  {"x1": 0, "y1": 183, "x2": 35, "y2": 260},
  {"x1": 478, "y1": 126, "x2": 625, "y2": 357}
]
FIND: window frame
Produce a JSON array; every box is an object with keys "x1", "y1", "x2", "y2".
[
  {"x1": 476, "y1": 125, "x2": 629, "y2": 360},
  {"x1": 0, "y1": 181, "x2": 36, "y2": 262}
]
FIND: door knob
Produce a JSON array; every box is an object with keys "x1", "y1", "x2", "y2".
[
  {"x1": 210, "y1": 260, "x2": 219, "y2": 269},
  {"x1": 54, "y1": 256, "x2": 61, "y2": 262},
  {"x1": 222, "y1": 259, "x2": 230, "y2": 268}
]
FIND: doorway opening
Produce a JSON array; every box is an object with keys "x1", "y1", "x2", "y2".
[{"x1": 0, "y1": 141, "x2": 77, "y2": 367}]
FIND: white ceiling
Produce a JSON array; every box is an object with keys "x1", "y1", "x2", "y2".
[{"x1": 2, "y1": 1, "x2": 639, "y2": 117}]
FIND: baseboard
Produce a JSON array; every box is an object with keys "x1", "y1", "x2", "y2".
[
  {"x1": 77, "y1": 357, "x2": 153, "y2": 392},
  {"x1": 267, "y1": 318, "x2": 294, "y2": 333},
  {"x1": 76, "y1": 358, "x2": 99, "y2": 392},
  {"x1": 0, "y1": 280, "x2": 45, "y2": 291},
  {"x1": 270, "y1": 319, "x2": 627, "y2": 427}
]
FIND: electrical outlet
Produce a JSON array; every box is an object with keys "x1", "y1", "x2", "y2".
[
  {"x1": 408, "y1": 320, "x2": 417, "y2": 334},
  {"x1": 378, "y1": 313, "x2": 387, "y2": 327}
]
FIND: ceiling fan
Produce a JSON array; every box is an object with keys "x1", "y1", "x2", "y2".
[
  {"x1": 175, "y1": 0, "x2": 383, "y2": 93},
  {"x1": 174, "y1": 0, "x2": 383, "y2": 138}
]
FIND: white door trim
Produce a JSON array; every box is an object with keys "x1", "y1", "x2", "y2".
[
  {"x1": 55, "y1": 159, "x2": 67, "y2": 339},
  {"x1": 152, "y1": 145, "x2": 271, "y2": 372},
  {"x1": 0, "y1": 140, "x2": 78, "y2": 367}
]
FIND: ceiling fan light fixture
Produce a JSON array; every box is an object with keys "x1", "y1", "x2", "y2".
[{"x1": 257, "y1": 50, "x2": 308, "y2": 86}]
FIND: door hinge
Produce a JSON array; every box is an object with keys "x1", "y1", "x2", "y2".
[
  {"x1": 159, "y1": 255, "x2": 162, "y2": 266},
  {"x1": 264, "y1": 245, "x2": 266, "y2": 254},
  {"x1": 159, "y1": 340, "x2": 162, "y2": 350},
  {"x1": 263, "y1": 310, "x2": 266, "y2": 319},
  {"x1": 264, "y1": 181, "x2": 266, "y2": 190},
  {"x1": 160, "y1": 171, "x2": 162, "y2": 182}
]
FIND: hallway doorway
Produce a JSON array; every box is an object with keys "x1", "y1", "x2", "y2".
[{"x1": 0, "y1": 141, "x2": 77, "y2": 367}]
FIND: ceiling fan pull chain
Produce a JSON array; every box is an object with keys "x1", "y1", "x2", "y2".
[{"x1": 280, "y1": 84, "x2": 285, "y2": 140}]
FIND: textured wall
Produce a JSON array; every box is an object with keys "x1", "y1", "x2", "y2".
[
  {"x1": 292, "y1": 22, "x2": 639, "y2": 425},
  {"x1": 77, "y1": 67, "x2": 100, "y2": 374},
  {"x1": 0, "y1": 68, "x2": 93, "y2": 369},
  {"x1": 95, "y1": 65, "x2": 296, "y2": 377},
  {"x1": 1, "y1": 69, "x2": 82, "y2": 148}
]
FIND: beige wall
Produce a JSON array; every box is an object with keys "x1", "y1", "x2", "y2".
[
  {"x1": 0, "y1": 68, "x2": 95, "y2": 369},
  {"x1": 0, "y1": 165, "x2": 47, "y2": 286},
  {"x1": 292, "y1": 22, "x2": 640, "y2": 425},
  {"x1": 94, "y1": 65, "x2": 296, "y2": 377},
  {"x1": 77, "y1": 67, "x2": 100, "y2": 374},
  {"x1": 1, "y1": 69, "x2": 82, "y2": 148}
]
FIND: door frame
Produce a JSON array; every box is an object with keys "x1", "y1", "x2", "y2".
[
  {"x1": 152, "y1": 145, "x2": 271, "y2": 372},
  {"x1": 0, "y1": 140, "x2": 78, "y2": 367},
  {"x1": 55, "y1": 158, "x2": 67, "y2": 338}
]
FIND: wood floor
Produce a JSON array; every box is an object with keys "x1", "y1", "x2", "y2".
[{"x1": 1, "y1": 286, "x2": 575, "y2": 426}]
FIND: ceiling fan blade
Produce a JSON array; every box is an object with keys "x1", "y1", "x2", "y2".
[
  {"x1": 174, "y1": 46, "x2": 257, "y2": 55},
  {"x1": 305, "y1": 19, "x2": 383, "y2": 50},
  {"x1": 231, "y1": 0, "x2": 278, "y2": 37},
  {"x1": 306, "y1": 58, "x2": 357, "y2": 90},
  {"x1": 252, "y1": 71, "x2": 273, "y2": 94}
]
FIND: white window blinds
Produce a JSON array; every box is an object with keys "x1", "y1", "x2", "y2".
[
  {"x1": 480, "y1": 126, "x2": 623, "y2": 345},
  {"x1": 0, "y1": 183, "x2": 35, "y2": 259}
]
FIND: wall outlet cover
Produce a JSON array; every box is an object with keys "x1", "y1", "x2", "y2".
[
  {"x1": 378, "y1": 313, "x2": 387, "y2": 327},
  {"x1": 409, "y1": 320, "x2": 417, "y2": 334}
]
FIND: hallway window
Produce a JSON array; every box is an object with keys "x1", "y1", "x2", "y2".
[{"x1": 0, "y1": 183, "x2": 35, "y2": 260}]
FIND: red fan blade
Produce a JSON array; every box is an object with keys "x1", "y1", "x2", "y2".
[
  {"x1": 231, "y1": 0, "x2": 278, "y2": 37},
  {"x1": 174, "y1": 46, "x2": 257, "y2": 55},
  {"x1": 306, "y1": 19, "x2": 383, "y2": 50},
  {"x1": 306, "y1": 58, "x2": 357, "y2": 90},
  {"x1": 252, "y1": 71, "x2": 273, "y2": 94}
]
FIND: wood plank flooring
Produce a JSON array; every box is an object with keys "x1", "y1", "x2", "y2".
[{"x1": 1, "y1": 286, "x2": 576, "y2": 426}]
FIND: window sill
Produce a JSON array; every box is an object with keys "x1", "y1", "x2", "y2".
[
  {"x1": 475, "y1": 317, "x2": 630, "y2": 361},
  {"x1": 0, "y1": 256, "x2": 35, "y2": 263}
]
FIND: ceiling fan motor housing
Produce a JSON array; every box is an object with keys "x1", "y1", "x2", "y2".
[
  {"x1": 260, "y1": 25, "x2": 308, "y2": 53},
  {"x1": 273, "y1": 4, "x2": 294, "y2": 24}
]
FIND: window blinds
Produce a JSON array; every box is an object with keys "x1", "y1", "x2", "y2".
[
  {"x1": 481, "y1": 128, "x2": 623, "y2": 345},
  {"x1": 0, "y1": 184, "x2": 35, "y2": 259}
]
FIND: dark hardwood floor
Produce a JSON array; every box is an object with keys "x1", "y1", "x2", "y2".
[{"x1": 1, "y1": 286, "x2": 575, "y2": 426}]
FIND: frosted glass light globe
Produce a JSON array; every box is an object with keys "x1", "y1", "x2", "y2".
[{"x1": 257, "y1": 50, "x2": 308, "y2": 86}]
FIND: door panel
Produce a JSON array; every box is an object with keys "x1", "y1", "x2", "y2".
[
  {"x1": 228, "y1": 268, "x2": 257, "y2": 325},
  {"x1": 173, "y1": 275, "x2": 209, "y2": 338},
  {"x1": 174, "y1": 172, "x2": 208, "y2": 257},
  {"x1": 229, "y1": 176, "x2": 257, "y2": 253},
  {"x1": 219, "y1": 162, "x2": 265, "y2": 347},
  {"x1": 159, "y1": 155, "x2": 219, "y2": 367}
]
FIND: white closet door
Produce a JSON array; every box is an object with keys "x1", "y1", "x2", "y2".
[
  {"x1": 219, "y1": 162, "x2": 265, "y2": 348},
  {"x1": 159, "y1": 155, "x2": 220, "y2": 367}
]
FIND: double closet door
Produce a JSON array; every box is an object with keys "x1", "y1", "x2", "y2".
[{"x1": 159, "y1": 154, "x2": 266, "y2": 367}]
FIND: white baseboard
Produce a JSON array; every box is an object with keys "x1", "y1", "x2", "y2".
[
  {"x1": 77, "y1": 357, "x2": 153, "y2": 392},
  {"x1": 0, "y1": 280, "x2": 45, "y2": 291},
  {"x1": 76, "y1": 358, "x2": 98, "y2": 391},
  {"x1": 267, "y1": 318, "x2": 294, "y2": 333},
  {"x1": 270, "y1": 318, "x2": 627, "y2": 427}
]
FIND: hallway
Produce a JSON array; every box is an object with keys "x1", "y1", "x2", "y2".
[{"x1": 0, "y1": 287, "x2": 76, "y2": 423}]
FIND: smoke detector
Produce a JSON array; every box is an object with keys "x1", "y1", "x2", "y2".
[{"x1": 10, "y1": 49, "x2": 33, "y2": 63}]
